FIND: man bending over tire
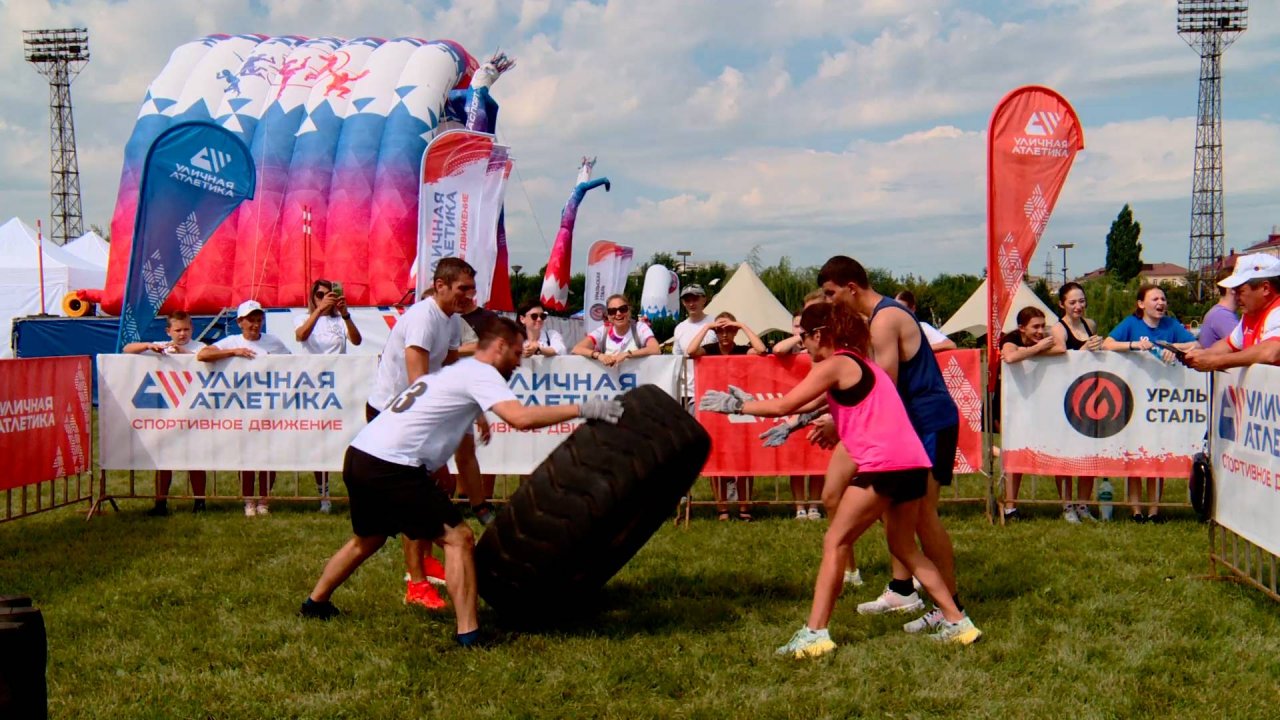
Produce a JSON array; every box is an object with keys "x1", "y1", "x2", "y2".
[{"x1": 300, "y1": 316, "x2": 624, "y2": 646}]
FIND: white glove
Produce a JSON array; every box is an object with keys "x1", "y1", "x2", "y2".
[
  {"x1": 579, "y1": 398, "x2": 624, "y2": 424},
  {"x1": 699, "y1": 385, "x2": 751, "y2": 414}
]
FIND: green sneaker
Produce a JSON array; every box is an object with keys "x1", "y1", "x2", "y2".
[
  {"x1": 775, "y1": 626, "x2": 836, "y2": 659},
  {"x1": 929, "y1": 615, "x2": 983, "y2": 645}
]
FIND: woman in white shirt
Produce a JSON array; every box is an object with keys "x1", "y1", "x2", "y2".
[
  {"x1": 572, "y1": 294, "x2": 661, "y2": 366},
  {"x1": 518, "y1": 300, "x2": 566, "y2": 357},
  {"x1": 295, "y1": 279, "x2": 362, "y2": 355},
  {"x1": 294, "y1": 279, "x2": 362, "y2": 512}
]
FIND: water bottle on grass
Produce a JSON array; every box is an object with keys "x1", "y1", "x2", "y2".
[{"x1": 1098, "y1": 479, "x2": 1114, "y2": 521}]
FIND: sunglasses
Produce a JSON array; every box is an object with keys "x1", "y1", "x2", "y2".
[
  {"x1": 526, "y1": 312, "x2": 548, "y2": 321},
  {"x1": 798, "y1": 326, "x2": 826, "y2": 341},
  {"x1": 606, "y1": 305, "x2": 630, "y2": 316}
]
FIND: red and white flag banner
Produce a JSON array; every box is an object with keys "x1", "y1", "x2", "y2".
[
  {"x1": 583, "y1": 241, "x2": 635, "y2": 334},
  {"x1": 415, "y1": 129, "x2": 509, "y2": 305},
  {"x1": 0, "y1": 357, "x2": 92, "y2": 490},
  {"x1": 986, "y1": 86, "x2": 1084, "y2": 389},
  {"x1": 695, "y1": 352, "x2": 983, "y2": 477}
]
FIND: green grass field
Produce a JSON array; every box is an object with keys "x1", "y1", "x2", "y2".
[{"x1": 3, "y1": 477, "x2": 1280, "y2": 720}]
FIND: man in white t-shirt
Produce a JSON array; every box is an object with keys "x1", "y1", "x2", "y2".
[
  {"x1": 366, "y1": 259, "x2": 471, "y2": 416},
  {"x1": 670, "y1": 284, "x2": 715, "y2": 405},
  {"x1": 895, "y1": 291, "x2": 956, "y2": 352},
  {"x1": 123, "y1": 311, "x2": 209, "y2": 515},
  {"x1": 300, "y1": 316, "x2": 624, "y2": 647},
  {"x1": 1186, "y1": 253, "x2": 1280, "y2": 370},
  {"x1": 198, "y1": 300, "x2": 292, "y2": 516},
  {"x1": 671, "y1": 284, "x2": 715, "y2": 357},
  {"x1": 366, "y1": 258, "x2": 474, "y2": 609}
]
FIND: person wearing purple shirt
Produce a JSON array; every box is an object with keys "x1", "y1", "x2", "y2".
[{"x1": 1198, "y1": 270, "x2": 1239, "y2": 348}]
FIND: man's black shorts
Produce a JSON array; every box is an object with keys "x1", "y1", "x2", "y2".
[
  {"x1": 920, "y1": 423, "x2": 959, "y2": 487},
  {"x1": 343, "y1": 446, "x2": 462, "y2": 540},
  {"x1": 852, "y1": 468, "x2": 929, "y2": 505}
]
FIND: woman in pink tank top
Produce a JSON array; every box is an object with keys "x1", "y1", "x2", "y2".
[{"x1": 700, "y1": 300, "x2": 980, "y2": 656}]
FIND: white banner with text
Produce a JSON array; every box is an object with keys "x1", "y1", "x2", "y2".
[
  {"x1": 471, "y1": 355, "x2": 682, "y2": 474},
  {"x1": 1211, "y1": 365, "x2": 1280, "y2": 555},
  {"x1": 1002, "y1": 353, "x2": 1206, "y2": 477},
  {"x1": 98, "y1": 354, "x2": 376, "y2": 471}
]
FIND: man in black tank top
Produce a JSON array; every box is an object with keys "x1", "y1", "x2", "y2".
[{"x1": 816, "y1": 255, "x2": 972, "y2": 639}]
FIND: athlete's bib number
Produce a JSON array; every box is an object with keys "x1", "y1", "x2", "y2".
[{"x1": 389, "y1": 381, "x2": 426, "y2": 413}]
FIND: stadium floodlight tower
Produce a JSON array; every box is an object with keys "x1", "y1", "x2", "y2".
[
  {"x1": 23, "y1": 28, "x2": 90, "y2": 246},
  {"x1": 1178, "y1": 2, "x2": 1246, "y2": 298}
]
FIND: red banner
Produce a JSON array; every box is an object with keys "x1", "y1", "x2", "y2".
[
  {"x1": 695, "y1": 351, "x2": 983, "y2": 477},
  {"x1": 986, "y1": 86, "x2": 1084, "y2": 390},
  {"x1": 0, "y1": 357, "x2": 92, "y2": 490}
]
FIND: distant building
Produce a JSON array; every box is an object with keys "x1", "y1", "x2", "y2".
[
  {"x1": 1076, "y1": 262, "x2": 1190, "y2": 286},
  {"x1": 1210, "y1": 227, "x2": 1280, "y2": 274}
]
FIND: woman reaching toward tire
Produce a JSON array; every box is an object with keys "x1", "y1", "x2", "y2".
[{"x1": 700, "y1": 299, "x2": 981, "y2": 657}]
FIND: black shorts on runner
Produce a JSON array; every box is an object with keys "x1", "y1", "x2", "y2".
[
  {"x1": 852, "y1": 468, "x2": 928, "y2": 505},
  {"x1": 920, "y1": 423, "x2": 959, "y2": 486},
  {"x1": 343, "y1": 446, "x2": 463, "y2": 541}
]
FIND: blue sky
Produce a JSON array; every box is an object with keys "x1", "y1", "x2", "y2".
[{"x1": 1, "y1": 0, "x2": 1278, "y2": 283}]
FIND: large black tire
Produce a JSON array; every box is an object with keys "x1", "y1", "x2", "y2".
[
  {"x1": 0, "y1": 605, "x2": 47, "y2": 719},
  {"x1": 475, "y1": 384, "x2": 710, "y2": 625}
]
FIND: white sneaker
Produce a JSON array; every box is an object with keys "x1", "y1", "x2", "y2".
[
  {"x1": 775, "y1": 626, "x2": 836, "y2": 659},
  {"x1": 929, "y1": 615, "x2": 983, "y2": 645},
  {"x1": 1074, "y1": 503, "x2": 1096, "y2": 522},
  {"x1": 795, "y1": 508, "x2": 808, "y2": 520},
  {"x1": 319, "y1": 499, "x2": 333, "y2": 514},
  {"x1": 244, "y1": 502, "x2": 256, "y2": 517},
  {"x1": 1063, "y1": 506, "x2": 1080, "y2": 524},
  {"x1": 903, "y1": 606, "x2": 946, "y2": 634},
  {"x1": 843, "y1": 569, "x2": 864, "y2": 587},
  {"x1": 857, "y1": 587, "x2": 925, "y2": 615},
  {"x1": 807, "y1": 506, "x2": 821, "y2": 521},
  {"x1": 255, "y1": 502, "x2": 270, "y2": 516}
]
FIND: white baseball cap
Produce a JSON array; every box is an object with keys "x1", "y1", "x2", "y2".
[
  {"x1": 236, "y1": 299, "x2": 265, "y2": 319},
  {"x1": 1218, "y1": 253, "x2": 1280, "y2": 288}
]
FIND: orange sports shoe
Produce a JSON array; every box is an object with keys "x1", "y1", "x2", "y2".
[
  {"x1": 423, "y1": 555, "x2": 447, "y2": 587},
  {"x1": 404, "y1": 579, "x2": 447, "y2": 611}
]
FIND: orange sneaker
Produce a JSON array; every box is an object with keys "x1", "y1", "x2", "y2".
[
  {"x1": 423, "y1": 555, "x2": 447, "y2": 587},
  {"x1": 404, "y1": 579, "x2": 447, "y2": 611}
]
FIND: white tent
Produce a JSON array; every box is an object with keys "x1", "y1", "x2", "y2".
[
  {"x1": 63, "y1": 230, "x2": 110, "y2": 271},
  {"x1": 940, "y1": 278, "x2": 1059, "y2": 337},
  {"x1": 0, "y1": 217, "x2": 108, "y2": 358},
  {"x1": 704, "y1": 262, "x2": 794, "y2": 338}
]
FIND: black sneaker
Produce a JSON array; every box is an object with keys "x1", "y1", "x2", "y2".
[
  {"x1": 1148, "y1": 514, "x2": 1168, "y2": 524},
  {"x1": 192, "y1": 500, "x2": 207, "y2": 514},
  {"x1": 146, "y1": 503, "x2": 170, "y2": 517},
  {"x1": 1003, "y1": 509, "x2": 1022, "y2": 522},
  {"x1": 1131, "y1": 513, "x2": 1147, "y2": 523},
  {"x1": 300, "y1": 598, "x2": 341, "y2": 620}
]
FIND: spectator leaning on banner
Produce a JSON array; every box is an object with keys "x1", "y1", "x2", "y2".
[
  {"x1": 687, "y1": 311, "x2": 766, "y2": 521},
  {"x1": 295, "y1": 279, "x2": 362, "y2": 513},
  {"x1": 1197, "y1": 269, "x2": 1240, "y2": 349},
  {"x1": 1100, "y1": 285, "x2": 1196, "y2": 523},
  {"x1": 122, "y1": 311, "x2": 209, "y2": 516},
  {"x1": 518, "y1": 300, "x2": 566, "y2": 357},
  {"x1": 1048, "y1": 282, "x2": 1105, "y2": 524},
  {"x1": 1185, "y1": 253, "x2": 1280, "y2": 370},
  {"x1": 573, "y1": 294, "x2": 660, "y2": 366},
  {"x1": 197, "y1": 300, "x2": 292, "y2": 517},
  {"x1": 998, "y1": 307, "x2": 1063, "y2": 522}
]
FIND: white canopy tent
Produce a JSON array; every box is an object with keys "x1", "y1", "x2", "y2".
[
  {"x1": 0, "y1": 217, "x2": 108, "y2": 358},
  {"x1": 63, "y1": 230, "x2": 110, "y2": 271},
  {"x1": 940, "y1": 278, "x2": 1059, "y2": 338},
  {"x1": 704, "y1": 262, "x2": 794, "y2": 339}
]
